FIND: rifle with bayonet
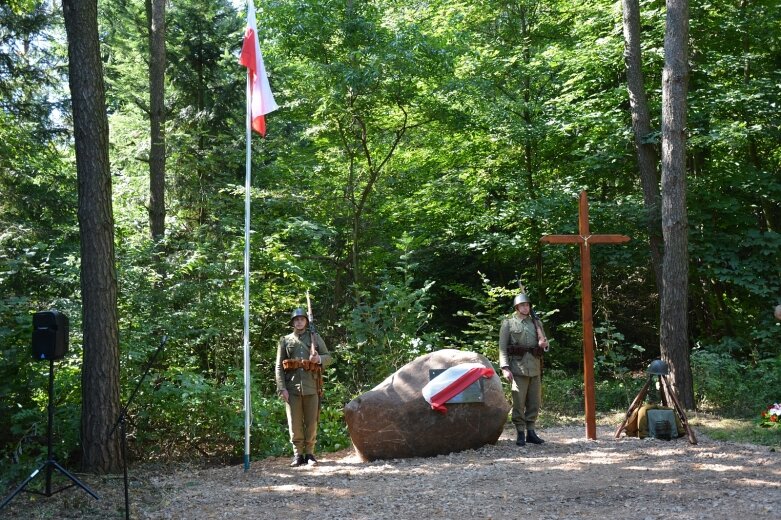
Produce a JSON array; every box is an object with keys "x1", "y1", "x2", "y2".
[{"x1": 305, "y1": 290, "x2": 324, "y2": 398}]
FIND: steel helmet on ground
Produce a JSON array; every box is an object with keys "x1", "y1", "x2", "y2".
[
  {"x1": 648, "y1": 359, "x2": 669, "y2": 376},
  {"x1": 290, "y1": 308, "x2": 308, "y2": 324}
]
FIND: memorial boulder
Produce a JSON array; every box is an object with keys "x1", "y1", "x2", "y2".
[{"x1": 343, "y1": 349, "x2": 509, "y2": 461}]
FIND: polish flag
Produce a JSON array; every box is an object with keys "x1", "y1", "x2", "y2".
[
  {"x1": 422, "y1": 363, "x2": 496, "y2": 414},
  {"x1": 239, "y1": 0, "x2": 278, "y2": 136}
]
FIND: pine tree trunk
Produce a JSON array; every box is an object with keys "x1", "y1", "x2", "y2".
[
  {"x1": 147, "y1": 0, "x2": 167, "y2": 241},
  {"x1": 63, "y1": 0, "x2": 122, "y2": 473},
  {"x1": 659, "y1": 0, "x2": 694, "y2": 409}
]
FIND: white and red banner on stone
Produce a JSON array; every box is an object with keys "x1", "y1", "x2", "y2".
[
  {"x1": 422, "y1": 363, "x2": 496, "y2": 414},
  {"x1": 239, "y1": 0, "x2": 278, "y2": 136}
]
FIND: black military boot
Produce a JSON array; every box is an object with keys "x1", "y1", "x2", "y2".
[
  {"x1": 515, "y1": 431, "x2": 526, "y2": 446},
  {"x1": 304, "y1": 454, "x2": 318, "y2": 465},
  {"x1": 526, "y1": 430, "x2": 545, "y2": 444},
  {"x1": 290, "y1": 454, "x2": 305, "y2": 467}
]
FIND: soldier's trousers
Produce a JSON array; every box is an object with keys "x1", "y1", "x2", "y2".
[
  {"x1": 285, "y1": 392, "x2": 319, "y2": 456},
  {"x1": 510, "y1": 374, "x2": 541, "y2": 431}
]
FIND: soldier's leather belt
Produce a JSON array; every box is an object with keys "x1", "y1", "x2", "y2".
[
  {"x1": 282, "y1": 358, "x2": 322, "y2": 372},
  {"x1": 507, "y1": 345, "x2": 542, "y2": 357}
]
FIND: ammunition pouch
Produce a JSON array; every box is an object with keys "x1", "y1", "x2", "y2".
[{"x1": 282, "y1": 358, "x2": 322, "y2": 373}]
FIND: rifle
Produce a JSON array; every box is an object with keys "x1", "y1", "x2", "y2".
[
  {"x1": 515, "y1": 272, "x2": 540, "y2": 321},
  {"x1": 305, "y1": 290, "x2": 324, "y2": 398},
  {"x1": 515, "y1": 273, "x2": 547, "y2": 355}
]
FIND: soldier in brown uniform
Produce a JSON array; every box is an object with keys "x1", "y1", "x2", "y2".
[
  {"x1": 499, "y1": 293, "x2": 549, "y2": 446},
  {"x1": 275, "y1": 308, "x2": 332, "y2": 466}
]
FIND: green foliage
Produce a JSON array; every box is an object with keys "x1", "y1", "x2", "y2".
[
  {"x1": 593, "y1": 321, "x2": 646, "y2": 380},
  {"x1": 337, "y1": 240, "x2": 439, "y2": 393},
  {"x1": 593, "y1": 377, "x2": 648, "y2": 413},
  {"x1": 452, "y1": 272, "x2": 517, "y2": 362},
  {"x1": 0, "y1": 37, "x2": 80, "y2": 480},
  {"x1": 2, "y1": 0, "x2": 780, "y2": 471},
  {"x1": 543, "y1": 370, "x2": 648, "y2": 417},
  {"x1": 0, "y1": 345, "x2": 83, "y2": 487},
  {"x1": 316, "y1": 399, "x2": 351, "y2": 454},
  {"x1": 127, "y1": 366, "x2": 342, "y2": 462},
  {"x1": 542, "y1": 371, "x2": 584, "y2": 416},
  {"x1": 130, "y1": 367, "x2": 238, "y2": 460},
  {"x1": 691, "y1": 349, "x2": 781, "y2": 417}
]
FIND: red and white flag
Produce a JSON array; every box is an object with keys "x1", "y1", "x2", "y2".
[
  {"x1": 422, "y1": 363, "x2": 496, "y2": 414},
  {"x1": 239, "y1": 0, "x2": 278, "y2": 136}
]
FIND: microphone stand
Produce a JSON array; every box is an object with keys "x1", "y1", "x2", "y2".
[{"x1": 110, "y1": 334, "x2": 168, "y2": 520}]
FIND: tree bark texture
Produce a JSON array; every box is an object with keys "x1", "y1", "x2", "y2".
[
  {"x1": 622, "y1": 0, "x2": 664, "y2": 297},
  {"x1": 62, "y1": 0, "x2": 122, "y2": 473},
  {"x1": 146, "y1": 0, "x2": 166, "y2": 241},
  {"x1": 659, "y1": 0, "x2": 694, "y2": 409}
]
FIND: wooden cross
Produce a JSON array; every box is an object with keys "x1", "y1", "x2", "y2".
[{"x1": 540, "y1": 191, "x2": 630, "y2": 440}]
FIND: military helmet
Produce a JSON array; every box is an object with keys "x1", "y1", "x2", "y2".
[
  {"x1": 290, "y1": 308, "x2": 308, "y2": 324},
  {"x1": 513, "y1": 293, "x2": 531, "y2": 307},
  {"x1": 648, "y1": 359, "x2": 669, "y2": 376}
]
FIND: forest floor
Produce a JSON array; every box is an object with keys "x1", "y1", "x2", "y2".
[{"x1": 1, "y1": 416, "x2": 779, "y2": 519}]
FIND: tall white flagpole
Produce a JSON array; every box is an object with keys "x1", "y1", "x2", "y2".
[
  {"x1": 243, "y1": 70, "x2": 252, "y2": 472},
  {"x1": 240, "y1": 0, "x2": 277, "y2": 471}
]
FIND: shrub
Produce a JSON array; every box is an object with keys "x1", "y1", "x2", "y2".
[{"x1": 691, "y1": 349, "x2": 781, "y2": 417}]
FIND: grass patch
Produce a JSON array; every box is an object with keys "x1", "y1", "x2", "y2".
[{"x1": 688, "y1": 413, "x2": 781, "y2": 449}]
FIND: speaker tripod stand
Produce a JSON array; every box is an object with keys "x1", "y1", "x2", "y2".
[{"x1": 1, "y1": 359, "x2": 99, "y2": 510}]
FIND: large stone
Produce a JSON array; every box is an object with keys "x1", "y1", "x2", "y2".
[{"x1": 343, "y1": 349, "x2": 510, "y2": 461}]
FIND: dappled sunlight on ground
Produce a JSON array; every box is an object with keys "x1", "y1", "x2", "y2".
[{"x1": 1, "y1": 423, "x2": 778, "y2": 519}]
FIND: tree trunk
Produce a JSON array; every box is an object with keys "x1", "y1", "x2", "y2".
[
  {"x1": 622, "y1": 0, "x2": 663, "y2": 296},
  {"x1": 62, "y1": 0, "x2": 122, "y2": 473},
  {"x1": 146, "y1": 0, "x2": 166, "y2": 241},
  {"x1": 659, "y1": 0, "x2": 694, "y2": 409}
]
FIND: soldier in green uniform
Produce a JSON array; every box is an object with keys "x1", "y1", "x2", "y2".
[
  {"x1": 499, "y1": 293, "x2": 549, "y2": 446},
  {"x1": 275, "y1": 308, "x2": 332, "y2": 466}
]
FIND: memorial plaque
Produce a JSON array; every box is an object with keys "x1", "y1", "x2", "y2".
[{"x1": 428, "y1": 369, "x2": 485, "y2": 403}]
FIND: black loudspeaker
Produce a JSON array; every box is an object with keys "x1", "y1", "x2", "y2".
[{"x1": 32, "y1": 310, "x2": 69, "y2": 361}]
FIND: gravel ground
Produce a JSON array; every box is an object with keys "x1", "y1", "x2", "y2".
[{"x1": 2, "y1": 423, "x2": 779, "y2": 519}]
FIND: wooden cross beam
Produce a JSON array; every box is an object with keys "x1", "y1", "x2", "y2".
[{"x1": 540, "y1": 191, "x2": 630, "y2": 440}]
